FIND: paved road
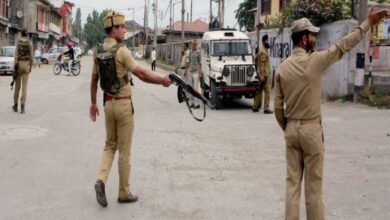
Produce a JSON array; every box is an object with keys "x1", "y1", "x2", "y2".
[{"x1": 0, "y1": 57, "x2": 389, "y2": 220}]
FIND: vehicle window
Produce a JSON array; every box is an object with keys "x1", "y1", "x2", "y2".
[
  {"x1": 213, "y1": 42, "x2": 230, "y2": 56},
  {"x1": 0, "y1": 48, "x2": 15, "y2": 57},
  {"x1": 50, "y1": 48, "x2": 57, "y2": 53},
  {"x1": 212, "y1": 41, "x2": 250, "y2": 56}
]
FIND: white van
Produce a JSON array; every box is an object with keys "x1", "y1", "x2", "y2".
[{"x1": 201, "y1": 30, "x2": 259, "y2": 109}]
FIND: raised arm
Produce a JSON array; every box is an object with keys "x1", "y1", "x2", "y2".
[{"x1": 314, "y1": 9, "x2": 388, "y2": 73}]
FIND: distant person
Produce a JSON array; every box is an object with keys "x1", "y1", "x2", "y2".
[
  {"x1": 33, "y1": 47, "x2": 41, "y2": 68},
  {"x1": 12, "y1": 31, "x2": 33, "y2": 114},
  {"x1": 274, "y1": 10, "x2": 388, "y2": 220},
  {"x1": 62, "y1": 42, "x2": 75, "y2": 76},
  {"x1": 180, "y1": 42, "x2": 190, "y2": 78},
  {"x1": 151, "y1": 47, "x2": 156, "y2": 70},
  {"x1": 252, "y1": 34, "x2": 273, "y2": 114}
]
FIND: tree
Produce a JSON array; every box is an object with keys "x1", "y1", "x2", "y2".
[
  {"x1": 83, "y1": 9, "x2": 110, "y2": 49},
  {"x1": 235, "y1": 0, "x2": 256, "y2": 32},
  {"x1": 72, "y1": 8, "x2": 82, "y2": 40}
]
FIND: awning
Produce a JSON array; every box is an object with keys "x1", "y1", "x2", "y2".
[{"x1": 0, "y1": 16, "x2": 9, "y2": 26}]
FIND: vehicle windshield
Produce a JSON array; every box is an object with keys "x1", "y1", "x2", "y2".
[
  {"x1": 212, "y1": 41, "x2": 250, "y2": 56},
  {"x1": 0, "y1": 47, "x2": 15, "y2": 57}
]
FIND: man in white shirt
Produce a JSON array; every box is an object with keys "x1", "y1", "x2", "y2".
[
  {"x1": 151, "y1": 48, "x2": 156, "y2": 70},
  {"x1": 34, "y1": 48, "x2": 41, "y2": 68}
]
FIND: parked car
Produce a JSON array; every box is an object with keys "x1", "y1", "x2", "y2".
[
  {"x1": 0, "y1": 46, "x2": 16, "y2": 75},
  {"x1": 41, "y1": 47, "x2": 68, "y2": 64}
]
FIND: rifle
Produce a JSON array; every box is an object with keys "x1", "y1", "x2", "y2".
[
  {"x1": 10, "y1": 64, "x2": 18, "y2": 90},
  {"x1": 169, "y1": 72, "x2": 214, "y2": 121}
]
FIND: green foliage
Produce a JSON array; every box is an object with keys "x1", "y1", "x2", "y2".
[
  {"x1": 235, "y1": 0, "x2": 256, "y2": 32},
  {"x1": 280, "y1": 0, "x2": 390, "y2": 28},
  {"x1": 72, "y1": 8, "x2": 82, "y2": 39},
  {"x1": 274, "y1": 0, "x2": 345, "y2": 28},
  {"x1": 83, "y1": 9, "x2": 110, "y2": 49}
]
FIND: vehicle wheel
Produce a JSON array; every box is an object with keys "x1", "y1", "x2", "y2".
[
  {"x1": 41, "y1": 58, "x2": 48, "y2": 64},
  {"x1": 71, "y1": 62, "x2": 81, "y2": 76},
  {"x1": 53, "y1": 63, "x2": 62, "y2": 75},
  {"x1": 210, "y1": 80, "x2": 223, "y2": 109}
]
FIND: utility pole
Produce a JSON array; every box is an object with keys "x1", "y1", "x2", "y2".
[
  {"x1": 153, "y1": 0, "x2": 158, "y2": 48},
  {"x1": 209, "y1": 0, "x2": 212, "y2": 28},
  {"x1": 128, "y1": 8, "x2": 135, "y2": 50},
  {"x1": 256, "y1": 0, "x2": 261, "y2": 50},
  {"x1": 354, "y1": 0, "x2": 368, "y2": 102},
  {"x1": 181, "y1": 0, "x2": 185, "y2": 44},
  {"x1": 190, "y1": 0, "x2": 193, "y2": 22},
  {"x1": 218, "y1": 0, "x2": 224, "y2": 28},
  {"x1": 144, "y1": 0, "x2": 149, "y2": 57},
  {"x1": 170, "y1": 0, "x2": 172, "y2": 43}
]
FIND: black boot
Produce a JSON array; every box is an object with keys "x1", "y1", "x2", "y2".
[
  {"x1": 12, "y1": 103, "x2": 17, "y2": 112},
  {"x1": 21, "y1": 104, "x2": 25, "y2": 114}
]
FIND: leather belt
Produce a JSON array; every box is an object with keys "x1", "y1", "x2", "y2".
[
  {"x1": 104, "y1": 93, "x2": 130, "y2": 102},
  {"x1": 287, "y1": 117, "x2": 320, "y2": 125}
]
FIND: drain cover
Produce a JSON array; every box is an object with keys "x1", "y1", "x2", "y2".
[{"x1": 0, "y1": 126, "x2": 48, "y2": 140}]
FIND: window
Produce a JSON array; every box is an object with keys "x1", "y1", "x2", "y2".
[
  {"x1": 212, "y1": 41, "x2": 250, "y2": 56},
  {"x1": 279, "y1": 0, "x2": 291, "y2": 12},
  {"x1": 261, "y1": 0, "x2": 271, "y2": 15}
]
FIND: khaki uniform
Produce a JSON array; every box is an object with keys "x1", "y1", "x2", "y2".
[
  {"x1": 14, "y1": 37, "x2": 33, "y2": 105},
  {"x1": 253, "y1": 47, "x2": 271, "y2": 111},
  {"x1": 180, "y1": 49, "x2": 190, "y2": 78},
  {"x1": 93, "y1": 37, "x2": 138, "y2": 198},
  {"x1": 274, "y1": 20, "x2": 371, "y2": 220}
]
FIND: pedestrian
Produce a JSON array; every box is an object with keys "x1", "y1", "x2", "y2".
[
  {"x1": 252, "y1": 34, "x2": 273, "y2": 114},
  {"x1": 151, "y1": 47, "x2": 156, "y2": 70},
  {"x1": 185, "y1": 41, "x2": 201, "y2": 108},
  {"x1": 180, "y1": 42, "x2": 190, "y2": 78},
  {"x1": 274, "y1": 10, "x2": 388, "y2": 220},
  {"x1": 89, "y1": 11, "x2": 172, "y2": 207},
  {"x1": 12, "y1": 31, "x2": 33, "y2": 114},
  {"x1": 34, "y1": 47, "x2": 41, "y2": 68}
]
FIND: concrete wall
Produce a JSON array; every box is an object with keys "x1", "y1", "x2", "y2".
[{"x1": 248, "y1": 19, "x2": 366, "y2": 98}]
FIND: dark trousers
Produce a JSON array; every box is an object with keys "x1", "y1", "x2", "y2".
[{"x1": 151, "y1": 60, "x2": 156, "y2": 71}]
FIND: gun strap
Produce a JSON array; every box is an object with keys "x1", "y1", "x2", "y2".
[{"x1": 179, "y1": 88, "x2": 206, "y2": 122}]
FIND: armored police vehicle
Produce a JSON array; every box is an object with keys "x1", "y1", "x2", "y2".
[{"x1": 201, "y1": 30, "x2": 258, "y2": 109}]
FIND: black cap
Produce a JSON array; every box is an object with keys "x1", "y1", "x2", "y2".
[{"x1": 262, "y1": 35, "x2": 269, "y2": 42}]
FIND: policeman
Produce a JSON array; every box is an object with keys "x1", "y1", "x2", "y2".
[
  {"x1": 180, "y1": 42, "x2": 190, "y2": 78},
  {"x1": 89, "y1": 11, "x2": 172, "y2": 207},
  {"x1": 274, "y1": 10, "x2": 388, "y2": 220},
  {"x1": 13, "y1": 31, "x2": 33, "y2": 114},
  {"x1": 253, "y1": 35, "x2": 273, "y2": 114}
]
